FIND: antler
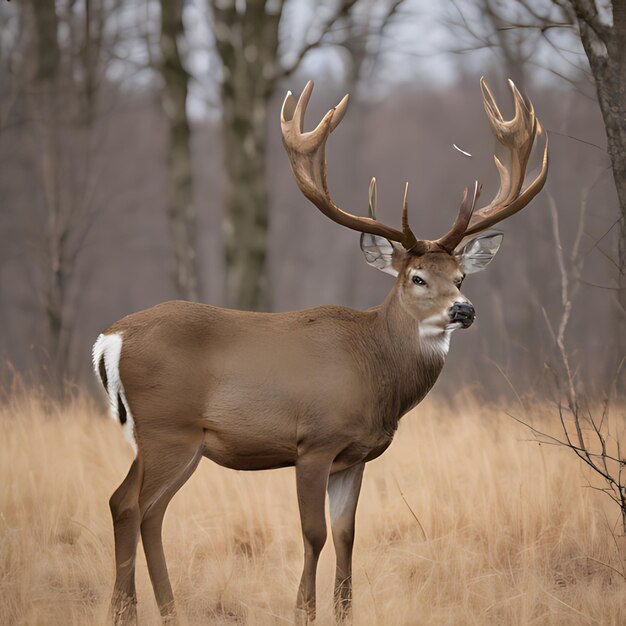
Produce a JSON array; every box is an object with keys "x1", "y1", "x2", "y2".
[
  {"x1": 468, "y1": 78, "x2": 549, "y2": 235},
  {"x1": 281, "y1": 81, "x2": 418, "y2": 250},
  {"x1": 435, "y1": 78, "x2": 549, "y2": 252},
  {"x1": 435, "y1": 182, "x2": 481, "y2": 252},
  {"x1": 282, "y1": 79, "x2": 548, "y2": 257}
]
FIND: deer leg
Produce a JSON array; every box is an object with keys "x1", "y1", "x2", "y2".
[
  {"x1": 139, "y1": 440, "x2": 204, "y2": 624},
  {"x1": 328, "y1": 463, "x2": 364, "y2": 623},
  {"x1": 295, "y1": 454, "x2": 332, "y2": 624},
  {"x1": 109, "y1": 457, "x2": 143, "y2": 626}
]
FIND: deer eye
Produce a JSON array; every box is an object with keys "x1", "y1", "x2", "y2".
[{"x1": 412, "y1": 275, "x2": 427, "y2": 287}]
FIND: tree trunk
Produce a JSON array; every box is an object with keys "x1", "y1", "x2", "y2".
[
  {"x1": 221, "y1": 92, "x2": 271, "y2": 310},
  {"x1": 81, "y1": 0, "x2": 104, "y2": 125},
  {"x1": 160, "y1": 0, "x2": 198, "y2": 301},
  {"x1": 32, "y1": 0, "x2": 60, "y2": 81},
  {"x1": 45, "y1": 207, "x2": 70, "y2": 391},
  {"x1": 210, "y1": 0, "x2": 282, "y2": 311},
  {"x1": 569, "y1": 0, "x2": 625, "y2": 353},
  {"x1": 23, "y1": 0, "x2": 103, "y2": 391},
  {"x1": 27, "y1": 0, "x2": 67, "y2": 390},
  {"x1": 209, "y1": 0, "x2": 369, "y2": 309},
  {"x1": 604, "y1": 2, "x2": 626, "y2": 277},
  {"x1": 570, "y1": 0, "x2": 625, "y2": 325},
  {"x1": 37, "y1": 78, "x2": 75, "y2": 394}
]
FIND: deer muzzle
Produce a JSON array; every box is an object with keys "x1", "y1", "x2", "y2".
[{"x1": 449, "y1": 302, "x2": 475, "y2": 329}]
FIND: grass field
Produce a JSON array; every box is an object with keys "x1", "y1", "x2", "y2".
[{"x1": 1, "y1": 390, "x2": 625, "y2": 625}]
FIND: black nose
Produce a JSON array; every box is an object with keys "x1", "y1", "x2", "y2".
[{"x1": 449, "y1": 302, "x2": 475, "y2": 328}]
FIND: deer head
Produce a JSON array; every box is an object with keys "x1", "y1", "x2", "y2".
[{"x1": 281, "y1": 80, "x2": 548, "y2": 338}]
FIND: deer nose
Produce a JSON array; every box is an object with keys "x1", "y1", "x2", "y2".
[{"x1": 449, "y1": 302, "x2": 475, "y2": 328}]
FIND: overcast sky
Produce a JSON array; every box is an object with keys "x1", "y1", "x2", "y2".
[
  {"x1": 95, "y1": 0, "x2": 590, "y2": 119},
  {"x1": 0, "y1": 0, "x2": 589, "y2": 117}
]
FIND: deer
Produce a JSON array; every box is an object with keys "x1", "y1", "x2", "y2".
[{"x1": 92, "y1": 78, "x2": 548, "y2": 625}]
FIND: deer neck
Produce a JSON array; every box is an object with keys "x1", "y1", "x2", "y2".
[{"x1": 368, "y1": 289, "x2": 448, "y2": 433}]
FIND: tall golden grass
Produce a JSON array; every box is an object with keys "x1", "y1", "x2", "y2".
[{"x1": 1, "y1": 390, "x2": 625, "y2": 625}]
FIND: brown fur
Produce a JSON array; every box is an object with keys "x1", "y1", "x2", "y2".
[{"x1": 100, "y1": 250, "x2": 469, "y2": 625}]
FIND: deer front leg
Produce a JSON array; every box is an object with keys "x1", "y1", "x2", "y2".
[
  {"x1": 328, "y1": 463, "x2": 364, "y2": 623},
  {"x1": 295, "y1": 453, "x2": 332, "y2": 624}
]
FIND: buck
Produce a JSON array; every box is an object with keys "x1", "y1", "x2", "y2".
[{"x1": 93, "y1": 78, "x2": 547, "y2": 625}]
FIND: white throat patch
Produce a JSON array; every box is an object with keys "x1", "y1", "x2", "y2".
[{"x1": 418, "y1": 312, "x2": 460, "y2": 357}]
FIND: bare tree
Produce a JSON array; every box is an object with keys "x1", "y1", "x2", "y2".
[
  {"x1": 31, "y1": 0, "x2": 61, "y2": 81},
  {"x1": 445, "y1": 0, "x2": 625, "y2": 374},
  {"x1": 209, "y1": 0, "x2": 282, "y2": 310},
  {"x1": 17, "y1": 0, "x2": 106, "y2": 390},
  {"x1": 26, "y1": 0, "x2": 68, "y2": 388},
  {"x1": 511, "y1": 190, "x2": 626, "y2": 532},
  {"x1": 562, "y1": 1, "x2": 625, "y2": 283},
  {"x1": 451, "y1": 1, "x2": 624, "y2": 290},
  {"x1": 159, "y1": 0, "x2": 199, "y2": 300},
  {"x1": 338, "y1": 0, "x2": 405, "y2": 95},
  {"x1": 0, "y1": 3, "x2": 23, "y2": 132},
  {"x1": 444, "y1": 0, "x2": 538, "y2": 89},
  {"x1": 81, "y1": 0, "x2": 105, "y2": 125},
  {"x1": 208, "y1": 0, "x2": 405, "y2": 311}
]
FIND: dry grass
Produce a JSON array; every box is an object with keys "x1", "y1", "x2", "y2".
[{"x1": 1, "y1": 391, "x2": 626, "y2": 625}]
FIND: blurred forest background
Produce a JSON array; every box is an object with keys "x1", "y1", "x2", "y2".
[{"x1": 0, "y1": 0, "x2": 623, "y2": 397}]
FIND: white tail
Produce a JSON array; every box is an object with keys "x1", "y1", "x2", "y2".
[{"x1": 92, "y1": 333, "x2": 136, "y2": 453}]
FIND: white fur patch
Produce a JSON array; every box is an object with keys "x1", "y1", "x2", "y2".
[
  {"x1": 92, "y1": 332, "x2": 137, "y2": 453},
  {"x1": 328, "y1": 465, "x2": 363, "y2": 522},
  {"x1": 418, "y1": 312, "x2": 460, "y2": 357}
]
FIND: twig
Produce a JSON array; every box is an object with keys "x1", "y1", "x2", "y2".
[
  {"x1": 393, "y1": 475, "x2": 428, "y2": 541},
  {"x1": 364, "y1": 568, "x2": 381, "y2": 625},
  {"x1": 542, "y1": 589, "x2": 599, "y2": 623}
]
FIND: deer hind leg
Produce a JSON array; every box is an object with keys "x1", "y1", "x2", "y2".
[
  {"x1": 328, "y1": 463, "x2": 364, "y2": 623},
  {"x1": 295, "y1": 453, "x2": 333, "y2": 625},
  {"x1": 109, "y1": 457, "x2": 143, "y2": 626},
  {"x1": 138, "y1": 439, "x2": 204, "y2": 624}
]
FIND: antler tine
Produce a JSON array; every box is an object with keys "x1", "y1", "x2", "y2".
[
  {"x1": 402, "y1": 183, "x2": 410, "y2": 235},
  {"x1": 281, "y1": 81, "x2": 418, "y2": 250},
  {"x1": 462, "y1": 78, "x2": 549, "y2": 237},
  {"x1": 435, "y1": 182, "x2": 481, "y2": 252},
  {"x1": 368, "y1": 177, "x2": 377, "y2": 218}
]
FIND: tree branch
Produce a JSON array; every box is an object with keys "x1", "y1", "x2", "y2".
[{"x1": 280, "y1": 0, "x2": 358, "y2": 78}]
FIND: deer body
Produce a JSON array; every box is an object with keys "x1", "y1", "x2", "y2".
[
  {"x1": 102, "y1": 294, "x2": 445, "y2": 473},
  {"x1": 97, "y1": 79, "x2": 548, "y2": 624}
]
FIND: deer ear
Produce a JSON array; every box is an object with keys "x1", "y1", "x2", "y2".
[
  {"x1": 454, "y1": 231, "x2": 503, "y2": 274},
  {"x1": 360, "y1": 233, "x2": 404, "y2": 276}
]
